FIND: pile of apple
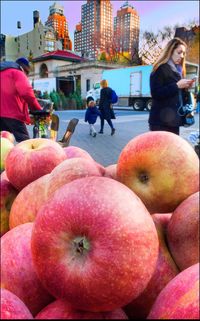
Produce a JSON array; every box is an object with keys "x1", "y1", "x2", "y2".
[{"x1": 0, "y1": 130, "x2": 199, "y2": 320}]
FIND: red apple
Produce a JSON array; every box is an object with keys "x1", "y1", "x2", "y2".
[
  {"x1": 0, "y1": 179, "x2": 18, "y2": 236},
  {"x1": 166, "y1": 191, "x2": 199, "y2": 271},
  {"x1": 147, "y1": 263, "x2": 199, "y2": 319},
  {"x1": 63, "y1": 145, "x2": 105, "y2": 175},
  {"x1": 104, "y1": 164, "x2": 117, "y2": 180},
  {"x1": 5, "y1": 138, "x2": 66, "y2": 191},
  {"x1": 0, "y1": 130, "x2": 15, "y2": 144},
  {"x1": 1, "y1": 222, "x2": 54, "y2": 316},
  {"x1": 9, "y1": 158, "x2": 103, "y2": 229},
  {"x1": 9, "y1": 174, "x2": 50, "y2": 229},
  {"x1": 35, "y1": 299, "x2": 128, "y2": 319},
  {"x1": 63, "y1": 145, "x2": 94, "y2": 162},
  {"x1": 31, "y1": 176, "x2": 159, "y2": 312},
  {"x1": 0, "y1": 137, "x2": 14, "y2": 172},
  {"x1": 1, "y1": 288, "x2": 33, "y2": 319},
  {"x1": 47, "y1": 157, "x2": 104, "y2": 195},
  {"x1": 124, "y1": 217, "x2": 179, "y2": 319},
  {"x1": 151, "y1": 213, "x2": 172, "y2": 234},
  {"x1": 0, "y1": 170, "x2": 9, "y2": 181},
  {"x1": 117, "y1": 131, "x2": 199, "y2": 213}
]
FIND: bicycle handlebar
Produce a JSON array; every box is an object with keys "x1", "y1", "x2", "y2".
[
  {"x1": 29, "y1": 98, "x2": 54, "y2": 118},
  {"x1": 29, "y1": 110, "x2": 51, "y2": 117}
]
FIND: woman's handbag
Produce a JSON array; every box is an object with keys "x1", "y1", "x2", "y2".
[{"x1": 178, "y1": 91, "x2": 195, "y2": 127}]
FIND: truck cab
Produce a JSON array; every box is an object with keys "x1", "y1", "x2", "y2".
[{"x1": 86, "y1": 82, "x2": 101, "y2": 105}]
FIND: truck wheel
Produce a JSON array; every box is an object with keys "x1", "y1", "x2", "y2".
[
  {"x1": 133, "y1": 99, "x2": 144, "y2": 111},
  {"x1": 146, "y1": 99, "x2": 152, "y2": 111}
]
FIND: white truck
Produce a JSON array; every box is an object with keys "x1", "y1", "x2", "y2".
[
  {"x1": 86, "y1": 62, "x2": 199, "y2": 111},
  {"x1": 86, "y1": 65, "x2": 153, "y2": 111}
]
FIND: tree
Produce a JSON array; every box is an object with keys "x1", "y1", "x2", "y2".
[
  {"x1": 186, "y1": 27, "x2": 200, "y2": 64},
  {"x1": 139, "y1": 19, "x2": 199, "y2": 65}
]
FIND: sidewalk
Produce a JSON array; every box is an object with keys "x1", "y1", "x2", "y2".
[{"x1": 65, "y1": 113, "x2": 200, "y2": 167}]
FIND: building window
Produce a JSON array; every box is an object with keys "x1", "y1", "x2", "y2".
[
  {"x1": 40, "y1": 63, "x2": 48, "y2": 78},
  {"x1": 86, "y1": 79, "x2": 90, "y2": 91}
]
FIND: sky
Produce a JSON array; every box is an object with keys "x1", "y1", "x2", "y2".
[{"x1": 1, "y1": 0, "x2": 199, "y2": 47}]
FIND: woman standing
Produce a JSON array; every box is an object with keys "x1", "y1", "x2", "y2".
[
  {"x1": 149, "y1": 37, "x2": 195, "y2": 135},
  {"x1": 98, "y1": 79, "x2": 116, "y2": 135}
]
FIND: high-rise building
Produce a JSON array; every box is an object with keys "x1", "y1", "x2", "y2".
[
  {"x1": 74, "y1": 22, "x2": 82, "y2": 55},
  {"x1": 114, "y1": 1, "x2": 140, "y2": 55},
  {"x1": 45, "y1": 2, "x2": 72, "y2": 51},
  {"x1": 74, "y1": 0, "x2": 113, "y2": 59}
]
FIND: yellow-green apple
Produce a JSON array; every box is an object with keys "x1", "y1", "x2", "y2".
[
  {"x1": 31, "y1": 176, "x2": 159, "y2": 312},
  {"x1": 5, "y1": 138, "x2": 66, "y2": 190},
  {"x1": 124, "y1": 217, "x2": 179, "y2": 319},
  {"x1": 35, "y1": 299, "x2": 128, "y2": 319},
  {"x1": 104, "y1": 164, "x2": 117, "y2": 180},
  {"x1": 166, "y1": 191, "x2": 199, "y2": 271},
  {"x1": 1, "y1": 222, "x2": 54, "y2": 316},
  {"x1": 0, "y1": 178, "x2": 18, "y2": 236},
  {"x1": 147, "y1": 263, "x2": 199, "y2": 319},
  {"x1": 117, "y1": 131, "x2": 199, "y2": 213},
  {"x1": 1, "y1": 288, "x2": 33, "y2": 320},
  {"x1": 9, "y1": 158, "x2": 103, "y2": 229},
  {"x1": 0, "y1": 137, "x2": 14, "y2": 172},
  {"x1": 0, "y1": 131, "x2": 15, "y2": 144}
]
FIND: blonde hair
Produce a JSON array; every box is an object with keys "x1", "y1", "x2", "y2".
[
  {"x1": 153, "y1": 37, "x2": 187, "y2": 77},
  {"x1": 88, "y1": 100, "x2": 95, "y2": 106},
  {"x1": 100, "y1": 79, "x2": 108, "y2": 88}
]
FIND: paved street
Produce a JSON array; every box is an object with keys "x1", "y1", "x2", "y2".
[{"x1": 28, "y1": 109, "x2": 199, "y2": 167}]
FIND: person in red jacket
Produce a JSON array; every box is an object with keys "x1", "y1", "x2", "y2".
[{"x1": 0, "y1": 57, "x2": 42, "y2": 142}]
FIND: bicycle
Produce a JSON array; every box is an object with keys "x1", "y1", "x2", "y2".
[{"x1": 29, "y1": 99, "x2": 79, "y2": 147}]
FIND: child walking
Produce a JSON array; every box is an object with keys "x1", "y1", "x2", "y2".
[{"x1": 84, "y1": 100, "x2": 101, "y2": 137}]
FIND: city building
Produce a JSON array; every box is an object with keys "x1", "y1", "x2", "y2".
[
  {"x1": 74, "y1": 0, "x2": 113, "y2": 59},
  {"x1": 114, "y1": 1, "x2": 140, "y2": 55},
  {"x1": 74, "y1": 22, "x2": 82, "y2": 56},
  {"x1": 0, "y1": 34, "x2": 6, "y2": 60},
  {"x1": 175, "y1": 25, "x2": 199, "y2": 65},
  {"x1": 45, "y1": 2, "x2": 72, "y2": 51},
  {"x1": 0, "y1": 11, "x2": 62, "y2": 61},
  {"x1": 30, "y1": 51, "x2": 120, "y2": 99}
]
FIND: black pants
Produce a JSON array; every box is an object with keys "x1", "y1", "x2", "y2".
[
  {"x1": 0, "y1": 117, "x2": 30, "y2": 142},
  {"x1": 100, "y1": 116, "x2": 114, "y2": 131},
  {"x1": 149, "y1": 124, "x2": 180, "y2": 135}
]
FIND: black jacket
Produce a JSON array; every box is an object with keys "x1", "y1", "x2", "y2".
[
  {"x1": 99, "y1": 87, "x2": 113, "y2": 120},
  {"x1": 149, "y1": 63, "x2": 187, "y2": 127}
]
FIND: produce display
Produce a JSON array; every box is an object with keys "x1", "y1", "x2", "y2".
[
  {"x1": 0, "y1": 130, "x2": 199, "y2": 320},
  {"x1": 0, "y1": 137, "x2": 14, "y2": 172}
]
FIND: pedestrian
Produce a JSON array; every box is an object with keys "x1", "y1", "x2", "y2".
[
  {"x1": 84, "y1": 100, "x2": 100, "y2": 137},
  {"x1": 0, "y1": 57, "x2": 42, "y2": 142},
  {"x1": 149, "y1": 37, "x2": 196, "y2": 135},
  {"x1": 196, "y1": 86, "x2": 200, "y2": 113},
  {"x1": 98, "y1": 79, "x2": 116, "y2": 136}
]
